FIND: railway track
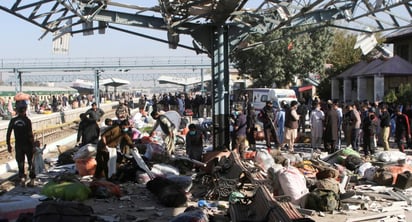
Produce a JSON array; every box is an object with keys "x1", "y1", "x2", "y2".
[
  {"x1": 0, "y1": 123, "x2": 79, "y2": 165},
  {"x1": 0, "y1": 109, "x2": 117, "y2": 166}
]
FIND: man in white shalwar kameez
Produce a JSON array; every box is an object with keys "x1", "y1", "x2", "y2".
[{"x1": 310, "y1": 102, "x2": 325, "y2": 149}]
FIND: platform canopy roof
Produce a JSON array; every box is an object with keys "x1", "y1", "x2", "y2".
[
  {"x1": 157, "y1": 75, "x2": 211, "y2": 86},
  {"x1": 100, "y1": 78, "x2": 130, "y2": 88}
]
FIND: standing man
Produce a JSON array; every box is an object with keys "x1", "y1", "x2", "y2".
[
  {"x1": 150, "y1": 110, "x2": 176, "y2": 155},
  {"x1": 258, "y1": 101, "x2": 281, "y2": 150},
  {"x1": 138, "y1": 95, "x2": 147, "y2": 115},
  {"x1": 350, "y1": 104, "x2": 362, "y2": 151},
  {"x1": 324, "y1": 102, "x2": 339, "y2": 153},
  {"x1": 379, "y1": 103, "x2": 391, "y2": 151},
  {"x1": 6, "y1": 101, "x2": 35, "y2": 186},
  {"x1": 284, "y1": 100, "x2": 300, "y2": 152},
  {"x1": 246, "y1": 105, "x2": 257, "y2": 151},
  {"x1": 276, "y1": 101, "x2": 288, "y2": 147},
  {"x1": 394, "y1": 106, "x2": 411, "y2": 152},
  {"x1": 310, "y1": 101, "x2": 324, "y2": 150},
  {"x1": 296, "y1": 98, "x2": 308, "y2": 133},
  {"x1": 233, "y1": 105, "x2": 247, "y2": 156},
  {"x1": 205, "y1": 93, "x2": 212, "y2": 117},
  {"x1": 177, "y1": 94, "x2": 185, "y2": 116},
  {"x1": 77, "y1": 113, "x2": 100, "y2": 147},
  {"x1": 86, "y1": 102, "x2": 105, "y2": 122},
  {"x1": 115, "y1": 99, "x2": 130, "y2": 122},
  {"x1": 185, "y1": 124, "x2": 203, "y2": 172}
]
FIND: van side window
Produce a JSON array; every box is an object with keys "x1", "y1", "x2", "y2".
[{"x1": 261, "y1": 95, "x2": 268, "y2": 102}]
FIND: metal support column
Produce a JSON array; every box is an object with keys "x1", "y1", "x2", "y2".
[
  {"x1": 13, "y1": 69, "x2": 22, "y2": 93},
  {"x1": 94, "y1": 70, "x2": 101, "y2": 106},
  {"x1": 212, "y1": 25, "x2": 230, "y2": 150}
]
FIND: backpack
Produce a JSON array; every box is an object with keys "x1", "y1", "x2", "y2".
[
  {"x1": 344, "y1": 154, "x2": 363, "y2": 171},
  {"x1": 305, "y1": 188, "x2": 340, "y2": 212}
]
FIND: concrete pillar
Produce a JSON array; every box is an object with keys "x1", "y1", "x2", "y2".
[
  {"x1": 374, "y1": 75, "x2": 384, "y2": 102},
  {"x1": 331, "y1": 78, "x2": 340, "y2": 100},
  {"x1": 357, "y1": 77, "x2": 367, "y2": 101},
  {"x1": 343, "y1": 79, "x2": 352, "y2": 103}
]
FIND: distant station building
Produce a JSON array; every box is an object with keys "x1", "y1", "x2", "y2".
[{"x1": 332, "y1": 28, "x2": 412, "y2": 103}]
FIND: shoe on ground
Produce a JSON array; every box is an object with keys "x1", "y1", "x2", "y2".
[
  {"x1": 27, "y1": 179, "x2": 35, "y2": 187},
  {"x1": 20, "y1": 177, "x2": 26, "y2": 187}
]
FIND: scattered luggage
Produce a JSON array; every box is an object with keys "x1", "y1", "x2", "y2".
[
  {"x1": 305, "y1": 188, "x2": 340, "y2": 212},
  {"x1": 394, "y1": 171, "x2": 412, "y2": 189},
  {"x1": 33, "y1": 201, "x2": 94, "y2": 222}
]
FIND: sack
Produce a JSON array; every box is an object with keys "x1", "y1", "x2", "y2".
[
  {"x1": 278, "y1": 166, "x2": 309, "y2": 205},
  {"x1": 41, "y1": 181, "x2": 91, "y2": 201},
  {"x1": 316, "y1": 178, "x2": 340, "y2": 195},
  {"x1": 33, "y1": 201, "x2": 94, "y2": 222},
  {"x1": 373, "y1": 168, "x2": 394, "y2": 186},
  {"x1": 305, "y1": 189, "x2": 339, "y2": 212},
  {"x1": 14, "y1": 92, "x2": 30, "y2": 101}
]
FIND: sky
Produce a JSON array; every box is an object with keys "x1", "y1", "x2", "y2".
[
  {"x1": 0, "y1": 9, "x2": 197, "y2": 59},
  {"x1": 0, "y1": 2, "x2": 407, "y2": 61}
]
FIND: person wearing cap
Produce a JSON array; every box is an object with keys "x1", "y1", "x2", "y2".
[
  {"x1": 86, "y1": 102, "x2": 105, "y2": 122},
  {"x1": 257, "y1": 100, "x2": 281, "y2": 150},
  {"x1": 284, "y1": 100, "x2": 300, "y2": 152},
  {"x1": 6, "y1": 101, "x2": 36, "y2": 186},
  {"x1": 115, "y1": 99, "x2": 130, "y2": 122}
]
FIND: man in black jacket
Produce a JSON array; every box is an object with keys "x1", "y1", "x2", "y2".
[
  {"x1": 257, "y1": 101, "x2": 280, "y2": 150},
  {"x1": 77, "y1": 113, "x2": 100, "y2": 147},
  {"x1": 6, "y1": 101, "x2": 35, "y2": 186}
]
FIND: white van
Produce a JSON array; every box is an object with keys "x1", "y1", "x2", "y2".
[{"x1": 240, "y1": 88, "x2": 297, "y2": 112}]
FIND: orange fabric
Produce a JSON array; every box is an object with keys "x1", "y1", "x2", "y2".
[{"x1": 75, "y1": 158, "x2": 97, "y2": 176}]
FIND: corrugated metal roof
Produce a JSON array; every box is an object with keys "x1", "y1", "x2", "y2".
[{"x1": 385, "y1": 27, "x2": 412, "y2": 43}]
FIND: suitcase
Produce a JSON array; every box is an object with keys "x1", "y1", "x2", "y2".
[{"x1": 394, "y1": 171, "x2": 412, "y2": 189}]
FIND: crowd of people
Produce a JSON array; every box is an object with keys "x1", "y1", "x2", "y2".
[
  {"x1": 145, "y1": 92, "x2": 213, "y2": 118},
  {"x1": 6, "y1": 87, "x2": 412, "y2": 185},
  {"x1": 230, "y1": 96, "x2": 412, "y2": 159}
]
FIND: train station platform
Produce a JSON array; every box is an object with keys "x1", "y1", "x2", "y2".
[
  {"x1": 0, "y1": 101, "x2": 141, "y2": 184},
  {"x1": 0, "y1": 102, "x2": 118, "y2": 140}
]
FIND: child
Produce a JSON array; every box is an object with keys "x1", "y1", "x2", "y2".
[{"x1": 33, "y1": 140, "x2": 47, "y2": 176}]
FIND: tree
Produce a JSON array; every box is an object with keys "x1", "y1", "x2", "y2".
[
  {"x1": 317, "y1": 30, "x2": 363, "y2": 100},
  {"x1": 230, "y1": 25, "x2": 333, "y2": 88},
  {"x1": 385, "y1": 83, "x2": 412, "y2": 105}
]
